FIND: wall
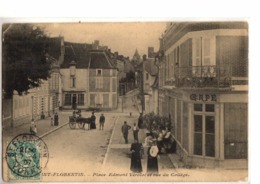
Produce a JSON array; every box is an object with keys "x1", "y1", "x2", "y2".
[
  {"x1": 12, "y1": 93, "x2": 32, "y2": 127},
  {"x1": 224, "y1": 103, "x2": 247, "y2": 159},
  {"x1": 61, "y1": 69, "x2": 88, "y2": 90},
  {"x1": 216, "y1": 36, "x2": 248, "y2": 78}
]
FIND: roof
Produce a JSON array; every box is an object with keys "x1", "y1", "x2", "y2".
[
  {"x1": 46, "y1": 37, "x2": 63, "y2": 60},
  {"x1": 89, "y1": 51, "x2": 114, "y2": 69},
  {"x1": 163, "y1": 22, "x2": 248, "y2": 51},
  {"x1": 61, "y1": 42, "x2": 115, "y2": 69}
]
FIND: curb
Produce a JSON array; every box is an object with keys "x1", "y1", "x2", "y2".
[
  {"x1": 39, "y1": 122, "x2": 69, "y2": 138},
  {"x1": 102, "y1": 116, "x2": 119, "y2": 166}
]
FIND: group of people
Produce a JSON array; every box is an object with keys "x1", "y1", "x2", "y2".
[
  {"x1": 73, "y1": 110, "x2": 106, "y2": 130},
  {"x1": 121, "y1": 120, "x2": 159, "y2": 174},
  {"x1": 130, "y1": 138, "x2": 159, "y2": 174},
  {"x1": 150, "y1": 127, "x2": 172, "y2": 154}
]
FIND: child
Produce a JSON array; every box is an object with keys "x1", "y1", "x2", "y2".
[
  {"x1": 30, "y1": 119, "x2": 37, "y2": 135},
  {"x1": 51, "y1": 117, "x2": 54, "y2": 126}
]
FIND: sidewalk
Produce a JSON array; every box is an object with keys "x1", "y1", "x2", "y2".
[
  {"x1": 102, "y1": 116, "x2": 175, "y2": 173},
  {"x1": 2, "y1": 112, "x2": 70, "y2": 145}
]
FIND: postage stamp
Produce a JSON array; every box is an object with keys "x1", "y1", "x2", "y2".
[{"x1": 5, "y1": 133, "x2": 49, "y2": 180}]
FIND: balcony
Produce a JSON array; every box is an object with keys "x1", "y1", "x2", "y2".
[{"x1": 174, "y1": 65, "x2": 236, "y2": 88}]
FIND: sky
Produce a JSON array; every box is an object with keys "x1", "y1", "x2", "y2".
[{"x1": 38, "y1": 22, "x2": 167, "y2": 58}]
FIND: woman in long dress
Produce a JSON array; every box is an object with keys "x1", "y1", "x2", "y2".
[
  {"x1": 90, "y1": 111, "x2": 96, "y2": 129},
  {"x1": 147, "y1": 141, "x2": 159, "y2": 173},
  {"x1": 130, "y1": 139, "x2": 143, "y2": 173}
]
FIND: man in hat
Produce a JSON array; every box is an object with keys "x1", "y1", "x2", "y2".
[
  {"x1": 121, "y1": 121, "x2": 131, "y2": 144},
  {"x1": 99, "y1": 113, "x2": 105, "y2": 130}
]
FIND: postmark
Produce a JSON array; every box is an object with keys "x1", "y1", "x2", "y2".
[{"x1": 5, "y1": 133, "x2": 49, "y2": 179}]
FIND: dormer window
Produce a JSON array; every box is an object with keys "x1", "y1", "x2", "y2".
[{"x1": 97, "y1": 69, "x2": 102, "y2": 76}]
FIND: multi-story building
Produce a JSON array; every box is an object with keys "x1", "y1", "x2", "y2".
[
  {"x1": 2, "y1": 37, "x2": 64, "y2": 127},
  {"x1": 142, "y1": 52, "x2": 158, "y2": 114},
  {"x1": 60, "y1": 42, "x2": 118, "y2": 110},
  {"x1": 158, "y1": 22, "x2": 248, "y2": 168}
]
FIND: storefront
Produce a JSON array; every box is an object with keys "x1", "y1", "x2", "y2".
[
  {"x1": 63, "y1": 91, "x2": 86, "y2": 110},
  {"x1": 162, "y1": 89, "x2": 248, "y2": 168}
]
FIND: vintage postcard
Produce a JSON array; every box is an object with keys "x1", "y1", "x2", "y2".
[{"x1": 2, "y1": 21, "x2": 248, "y2": 182}]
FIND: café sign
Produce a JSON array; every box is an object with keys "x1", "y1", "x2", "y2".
[{"x1": 190, "y1": 94, "x2": 217, "y2": 102}]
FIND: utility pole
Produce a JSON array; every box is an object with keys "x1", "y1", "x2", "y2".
[
  {"x1": 120, "y1": 83, "x2": 125, "y2": 112},
  {"x1": 141, "y1": 55, "x2": 146, "y2": 114}
]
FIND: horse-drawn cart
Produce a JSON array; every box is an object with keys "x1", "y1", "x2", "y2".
[{"x1": 69, "y1": 116, "x2": 92, "y2": 129}]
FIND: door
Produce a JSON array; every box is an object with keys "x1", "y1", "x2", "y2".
[
  {"x1": 193, "y1": 103, "x2": 215, "y2": 157},
  {"x1": 72, "y1": 94, "x2": 77, "y2": 109}
]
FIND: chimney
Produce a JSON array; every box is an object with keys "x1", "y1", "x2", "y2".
[
  {"x1": 114, "y1": 52, "x2": 118, "y2": 59},
  {"x1": 143, "y1": 54, "x2": 147, "y2": 61}
]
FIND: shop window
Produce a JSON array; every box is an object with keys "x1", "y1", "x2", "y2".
[
  {"x1": 78, "y1": 94, "x2": 84, "y2": 105},
  {"x1": 205, "y1": 116, "x2": 215, "y2": 157},
  {"x1": 205, "y1": 104, "x2": 215, "y2": 112},
  {"x1": 193, "y1": 103, "x2": 215, "y2": 157},
  {"x1": 65, "y1": 94, "x2": 72, "y2": 105},
  {"x1": 194, "y1": 104, "x2": 203, "y2": 111},
  {"x1": 194, "y1": 115, "x2": 203, "y2": 155}
]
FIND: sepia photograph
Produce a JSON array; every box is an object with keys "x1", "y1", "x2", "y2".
[{"x1": 2, "y1": 21, "x2": 248, "y2": 182}]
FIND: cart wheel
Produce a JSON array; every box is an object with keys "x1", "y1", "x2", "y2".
[
  {"x1": 78, "y1": 122, "x2": 84, "y2": 129},
  {"x1": 69, "y1": 118, "x2": 77, "y2": 129}
]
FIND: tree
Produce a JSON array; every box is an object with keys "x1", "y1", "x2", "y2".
[{"x1": 2, "y1": 24, "x2": 51, "y2": 98}]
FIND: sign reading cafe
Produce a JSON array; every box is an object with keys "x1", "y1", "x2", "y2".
[{"x1": 190, "y1": 94, "x2": 217, "y2": 102}]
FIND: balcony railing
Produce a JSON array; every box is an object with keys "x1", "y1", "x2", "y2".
[{"x1": 174, "y1": 65, "x2": 232, "y2": 88}]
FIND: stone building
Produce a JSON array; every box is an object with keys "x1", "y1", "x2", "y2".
[
  {"x1": 158, "y1": 22, "x2": 248, "y2": 168},
  {"x1": 60, "y1": 42, "x2": 118, "y2": 110}
]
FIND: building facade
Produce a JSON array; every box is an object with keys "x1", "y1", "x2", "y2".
[
  {"x1": 60, "y1": 42, "x2": 118, "y2": 110},
  {"x1": 158, "y1": 22, "x2": 248, "y2": 168}
]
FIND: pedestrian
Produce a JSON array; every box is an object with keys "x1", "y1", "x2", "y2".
[
  {"x1": 77, "y1": 109, "x2": 82, "y2": 118},
  {"x1": 30, "y1": 119, "x2": 37, "y2": 135},
  {"x1": 130, "y1": 139, "x2": 143, "y2": 173},
  {"x1": 50, "y1": 117, "x2": 54, "y2": 126},
  {"x1": 99, "y1": 113, "x2": 105, "y2": 130},
  {"x1": 132, "y1": 123, "x2": 139, "y2": 141},
  {"x1": 121, "y1": 121, "x2": 131, "y2": 144},
  {"x1": 147, "y1": 141, "x2": 159, "y2": 173},
  {"x1": 138, "y1": 113, "x2": 143, "y2": 129},
  {"x1": 54, "y1": 112, "x2": 59, "y2": 126},
  {"x1": 90, "y1": 111, "x2": 96, "y2": 129}
]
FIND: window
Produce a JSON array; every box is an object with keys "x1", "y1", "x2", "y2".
[
  {"x1": 193, "y1": 37, "x2": 212, "y2": 66},
  {"x1": 193, "y1": 103, "x2": 215, "y2": 157},
  {"x1": 97, "y1": 69, "x2": 102, "y2": 76},
  {"x1": 65, "y1": 94, "x2": 72, "y2": 105},
  {"x1": 78, "y1": 94, "x2": 84, "y2": 105},
  {"x1": 96, "y1": 77, "x2": 103, "y2": 89},
  {"x1": 95, "y1": 94, "x2": 103, "y2": 107},
  {"x1": 71, "y1": 77, "x2": 76, "y2": 88},
  {"x1": 146, "y1": 73, "x2": 149, "y2": 80}
]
